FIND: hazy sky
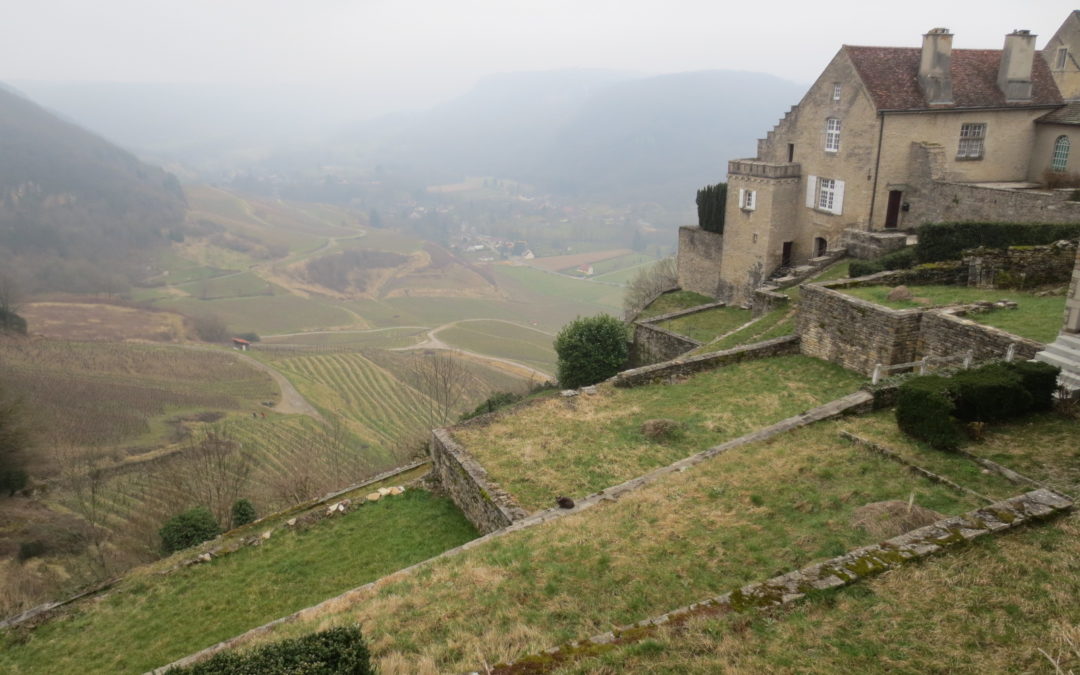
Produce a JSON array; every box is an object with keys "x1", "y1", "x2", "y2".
[{"x1": 4, "y1": 1, "x2": 1078, "y2": 114}]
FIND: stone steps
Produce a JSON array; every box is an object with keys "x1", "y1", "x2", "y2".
[{"x1": 1036, "y1": 332, "x2": 1080, "y2": 392}]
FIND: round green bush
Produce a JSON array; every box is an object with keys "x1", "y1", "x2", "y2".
[
  {"x1": 166, "y1": 626, "x2": 372, "y2": 674},
  {"x1": 896, "y1": 375, "x2": 961, "y2": 451},
  {"x1": 1006, "y1": 360, "x2": 1060, "y2": 412},
  {"x1": 951, "y1": 363, "x2": 1032, "y2": 422},
  {"x1": 554, "y1": 314, "x2": 629, "y2": 389},
  {"x1": 160, "y1": 507, "x2": 220, "y2": 554},
  {"x1": 231, "y1": 499, "x2": 257, "y2": 528}
]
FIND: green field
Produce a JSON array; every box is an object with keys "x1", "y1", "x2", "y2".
[
  {"x1": 261, "y1": 327, "x2": 427, "y2": 350},
  {"x1": 455, "y1": 355, "x2": 865, "y2": 511},
  {"x1": 841, "y1": 285, "x2": 1066, "y2": 343},
  {"x1": 0, "y1": 490, "x2": 477, "y2": 674},
  {"x1": 175, "y1": 271, "x2": 284, "y2": 301},
  {"x1": 436, "y1": 320, "x2": 556, "y2": 374},
  {"x1": 158, "y1": 295, "x2": 359, "y2": 335}
]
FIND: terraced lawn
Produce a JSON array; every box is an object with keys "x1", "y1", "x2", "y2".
[
  {"x1": 454, "y1": 355, "x2": 865, "y2": 511},
  {"x1": 841, "y1": 285, "x2": 1066, "y2": 344},
  {"x1": 226, "y1": 415, "x2": 992, "y2": 673},
  {"x1": 0, "y1": 490, "x2": 477, "y2": 675},
  {"x1": 656, "y1": 306, "x2": 752, "y2": 343}
]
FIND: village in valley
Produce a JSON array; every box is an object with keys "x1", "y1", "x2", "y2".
[{"x1": 0, "y1": 6, "x2": 1079, "y2": 675}]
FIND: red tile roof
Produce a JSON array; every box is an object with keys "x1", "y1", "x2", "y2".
[{"x1": 844, "y1": 46, "x2": 1063, "y2": 111}]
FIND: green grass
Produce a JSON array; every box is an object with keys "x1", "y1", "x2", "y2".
[
  {"x1": 492, "y1": 265, "x2": 624, "y2": 311},
  {"x1": 436, "y1": 320, "x2": 556, "y2": 373},
  {"x1": 234, "y1": 415, "x2": 987, "y2": 672},
  {"x1": 176, "y1": 271, "x2": 284, "y2": 301},
  {"x1": 656, "y1": 306, "x2": 753, "y2": 342},
  {"x1": 692, "y1": 306, "x2": 795, "y2": 354},
  {"x1": 455, "y1": 355, "x2": 865, "y2": 511},
  {"x1": 0, "y1": 490, "x2": 477, "y2": 674},
  {"x1": 638, "y1": 290, "x2": 716, "y2": 319},
  {"x1": 841, "y1": 285, "x2": 1066, "y2": 343},
  {"x1": 589, "y1": 253, "x2": 656, "y2": 277}
]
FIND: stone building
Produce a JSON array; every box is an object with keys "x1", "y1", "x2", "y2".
[{"x1": 681, "y1": 12, "x2": 1080, "y2": 304}]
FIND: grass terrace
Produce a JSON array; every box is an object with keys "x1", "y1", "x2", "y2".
[
  {"x1": 0, "y1": 490, "x2": 477, "y2": 675},
  {"x1": 237, "y1": 415, "x2": 994, "y2": 673},
  {"x1": 655, "y1": 306, "x2": 752, "y2": 343},
  {"x1": 453, "y1": 355, "x2": 865, "y2": 511},
  {"x1": 437, "y1": 320, "x2": 557, "y2": 374},
  {"x1": 841, "y1": 285, "x2": 1066, "y2": 344},
  {"x1": 637, "y1": 290, "x2": 715, "y2": 320}
]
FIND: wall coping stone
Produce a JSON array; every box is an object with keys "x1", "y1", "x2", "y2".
[
  {"x1": 636, "y1": 301, "x2": 727, "y2": 326},
  {"x1": 612, "y1": 335, "x2": 800, "y2": 388}
]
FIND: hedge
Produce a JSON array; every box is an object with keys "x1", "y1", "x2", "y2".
[
  {"x1": 916, "y1": 222, "x2": 1080, "y2": 262},
  {"x1": 166, "y1": 626, "x2": 372, "y2": 674},
  {"x1": 951, "y1": 363, "x2": 1032, "y2": 422},
  {"x1": 1006, "y1": 360, "x2": 1060, "y2": 412},
  {"x1": 896, "y1": 375, "x2": 961, "y2": 451},
  {"x1": 850, "y1": 246, "x2": 917, "y2": 277}
]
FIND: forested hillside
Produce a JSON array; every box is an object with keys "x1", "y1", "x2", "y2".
[{"x1": 0, "y1": 85, "x2": 186, "y2": 293}]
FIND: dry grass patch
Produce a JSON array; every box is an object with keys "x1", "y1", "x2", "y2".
[
  {"x1": 228, "y1": 417, "x2": 984, "y2": 673},
  {"x1": 19, "y1": 302, "x2": 191, "y2": 342},
  {"x1": 455, "y1": 355, "x2": 865, "y2": 511}
]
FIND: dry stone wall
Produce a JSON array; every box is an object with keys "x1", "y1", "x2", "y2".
[
  {"x1": 429, "y1": 428, "x2": 528, "y2": 534},
  {"x1": 920, "y1": 308, "x2": 1043, "y2": 361},
  {"x1": 964, "y1": 241, "x2": 1078, "y2": 289},
  {"x1": 613, "y1": 335, "x2": 800, "y2": 387},
  {"x1": 676, "y1": 226, "x2": 725, "y2": 299},
  {"x1": 630, "y1": 301, "x2": 728, "y2": 366}
]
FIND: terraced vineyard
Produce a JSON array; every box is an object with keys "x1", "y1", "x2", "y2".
[{"x1": 269, "y1": 352, "x2": 432, "y2": 447}]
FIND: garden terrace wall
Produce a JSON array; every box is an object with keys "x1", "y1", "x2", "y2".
[
  {"x1": 920, "y1": 308, "x2": 1044, "y2": 362},
  {"x1": 630, "y1": 301, "x2": 726, "y2": 366},
  {"x1": 677, "y1": 226, "x2": 726, "y2": 299},
  {"x1": 964, "y1": 241, "x2": 1078, "y2": 289},
  {"x1": 612, "y1": 335, "x2": 800, "y2": 388},
  {"x1": 797, "y1": 280, "x2": 923, "y2": 376},
  {"x1": 429, "y1": 428, "x2": 528, "y2": 534},
  {"x1": 842, "y1": 228, "x2": 908, "y2": 259}
]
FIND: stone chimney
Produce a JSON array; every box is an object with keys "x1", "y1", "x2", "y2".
[
  {"x1": 919, "y1": 28, "x2": 954, "y2": 105},
  {"x1": 998, "y1": 29, "x2": 1036, "y2": 101}
]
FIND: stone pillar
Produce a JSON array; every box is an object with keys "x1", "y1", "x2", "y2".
[{"x1": 1035, "y1": 247, "x2": 1080, "y2": 393}]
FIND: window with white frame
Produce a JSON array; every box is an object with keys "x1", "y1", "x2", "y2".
[
  {"x1": 957, "y1": 123, "x2": 986, "y2": 159},
  {"x1": 1057, "y1": 47, "x2": 1069, "y2": 70},
  {"x1": 739, "y1": 188, "x2": 756, "y2": 211},
  {"x1": 825, "y1": 118, "x2": 841, "y2": 152},
  {"x1": 1052, "y1": 135, "x2": 1071, "y2": 172},
  {"x1": 832, "y1": 83, "x2": 841, "y2": 100},
  {"x1": 805, "y1": 175, "x2": 845, "y2": 215}
]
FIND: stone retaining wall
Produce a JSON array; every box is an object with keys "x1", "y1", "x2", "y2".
[
  {"x1": 920, "y1": 308, "x2": 1043, "y2": 362},
  {"x1": 613, "y1": 335, "x2": 800, "y2": 387},
  {"x1": 676, "y1": 226, "x2": 725, "y2": 299},
  {"x1": 797, "y1": 282, "x2": 923, "y2": 376},
  {"x1": 429, "y1": 428, "x2": 528, "y2": 534},
  {"x1": 964, "y1": 242, "x2": 1078, "y2": 289},
  {"x1": 842, "y1": 228, "x2": 908, "y2": 259},
  {"x1": 629, "y1": 301, "x2": 728, "y2": 366}
]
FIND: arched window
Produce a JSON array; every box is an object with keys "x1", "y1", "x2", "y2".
[
  {"x1": 1052, "y1": 135, "x2": 1070, "y2": 172},
  {"x1": 825, "y1": 118, "x2": 841, "y2": 152}
]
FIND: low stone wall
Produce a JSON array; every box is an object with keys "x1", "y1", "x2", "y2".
[
  {"x1": 842, "y1": 228, "x2": 909, "y2": 259},
  {"x1": 629, "y1": 301, "x2": 727, "y2": 366},
  {"x1": 676, "y1": 226, "x2": 725, "y2": 299},
  {"x1": 429, "y1": 428, "x2": 528, "y2": 534},
  {"x1": 612, "y1": 335, "x2": 800, "y2": 388},
  {"x1": 752, "y1": 288, "x2": 789, "y2": 317},
  {"x1": 909, "y1": 180, "x2": 1080, "y2": 226},
  {"x1": 797, "y1": 282, "x2": 923, "y2": 376},
  {"x1": 964, "y1": 241, "x2": 1078, "y2": 289},
  {"x1": 920, "y1": 308, "x2": 1044, "y2": 362}
]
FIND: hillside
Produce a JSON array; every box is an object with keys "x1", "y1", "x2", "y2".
[{"x1": 0, "y1": 84, "x2": 186, "y2": 294}]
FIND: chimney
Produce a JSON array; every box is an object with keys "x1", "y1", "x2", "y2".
[
  {"x1": 998, "y1": 29, "x2": 1036, "y2": 101},
  {"x1": 919, "y1": 28, "x2": 954, "y2": 105}
]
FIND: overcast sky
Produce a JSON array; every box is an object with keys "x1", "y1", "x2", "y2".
[{"x1": 4, "y1": 1, "x2": 1077, "y2": 114}]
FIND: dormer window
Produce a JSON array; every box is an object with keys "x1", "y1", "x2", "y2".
[
  {"x1": 825, "y1": 118, "x2": 841, "y2": 153},
  {"x1": 832, "y1": 84, "x2": 841, "y2": 100},
  {"x1": 1057, "y1": 47, "x2": 1069, "y2": 70}
]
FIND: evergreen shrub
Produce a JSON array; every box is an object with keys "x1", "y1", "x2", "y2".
[
  {"x1": 849, "y1": 247, "x2": 916, "y2": 278},
  {"x1": 896, "y1": 375, "x2": 961, "y2": 451},
  {"x1": 554, "y1": 314, "x2": 629, "y2": 389},
  {"x1": 160, "y1": 507, "x2": 220, "y2": 554},
  {"x1": 1005, "y1": 360, "x2": 1060, "y2": 412},
  {"x1": 231, "y1": 499, "x2": 257, "y2": 528},
  {"x1": 951, "y1": 363, "x2": 1032, "y2": 422},
  {"x1": 696, "y1": 183, "x2": 727, "y2": 234},
  {"x1": 166, "y1": 626, "x2": 373, "y2": 674}
]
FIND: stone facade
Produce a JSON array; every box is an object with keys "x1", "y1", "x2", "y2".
[
  {"x1": 676, "y1": 226, "x2": 724, "y2": 299},
  {"x1": 612, "y1": 335, "x2": 800, "y2": 387},
  {"x1": 429, "y1": 428, "x2": 527, "y2": 534}
]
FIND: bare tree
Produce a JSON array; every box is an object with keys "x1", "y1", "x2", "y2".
[
  {"x1": 52, "y1": 444, "x2": 116, "y2": 576},
  {"x1": 409, "y1": 351, "x2": 469, "y2": 429},
  {"x1": 623, "y1": 257, "x2": 678, "y2": 319},
  {"x1": 172, "y1": 425, "x2": 253, "y2": 529}
]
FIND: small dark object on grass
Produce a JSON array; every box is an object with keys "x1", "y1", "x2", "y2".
[{"x1": 556, "y1": 496, "x2": 575, "y2": 509}]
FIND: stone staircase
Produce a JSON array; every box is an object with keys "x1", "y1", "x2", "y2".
[{"x1": 1036, "y1": 332, "x2": 1080, "y2": 393}]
